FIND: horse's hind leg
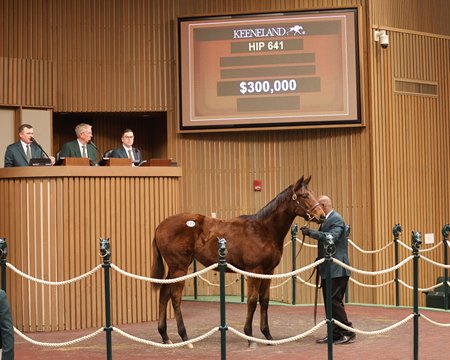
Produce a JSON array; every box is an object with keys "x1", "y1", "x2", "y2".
[
  {"x1": 259, "y1": 279, "x2": 274, "y2": 341},
  {"x1": 170, "y1": 277, "x2": 194, "y2": 348},
  {"x1": 157, "y1": 283, "x2": 172, "y2": 344}
]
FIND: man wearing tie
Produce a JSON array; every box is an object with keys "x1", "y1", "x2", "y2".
[
  {"x1": 4, "y1": 124, "x2": 52, "y2": 167},
  {"x1": 301, "y1": 195, "x2": 355, "y2": 345},
  {"x1": 109, "y1": 129, "x2": 142, "y2": 164},
  {"x1": 58, "y1": 123, "x2": 98, "y2": 164}
]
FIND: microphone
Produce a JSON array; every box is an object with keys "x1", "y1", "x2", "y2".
[
  {"x1": 30, "y1": 137, "x2": 50, "y2": 159},
  {"x1": 88, "y1": 140, "x2": 103, "y2": 165}
]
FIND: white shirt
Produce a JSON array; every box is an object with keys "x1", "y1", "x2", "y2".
[
  {"x1": 122, "y1": 145, "x2": 135, "y2": 161},
  {"x1": 77, "y1": 140, "x2": 88, "y2": 157},
  {"x1": 20, "y1": 140, "x2": 30, "y2": 155}
]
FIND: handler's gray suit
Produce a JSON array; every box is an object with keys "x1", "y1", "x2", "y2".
[{"x1": 307, "y1": 210, "x2": 354, "y2": 340}]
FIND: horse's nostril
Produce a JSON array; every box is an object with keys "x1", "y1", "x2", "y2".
[{"x1": 320, "y1": 214, "x2": 326, "y2": 220}]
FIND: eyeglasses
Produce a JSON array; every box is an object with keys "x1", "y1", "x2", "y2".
[{"x1": 123, "y1": 136, "x2": 134, "y2": 139}]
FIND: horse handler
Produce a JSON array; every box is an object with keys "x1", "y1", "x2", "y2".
[
  {"x1": 0, "y1": 289, "x2": 14, "y2": 359},
  {"x1": 301, "y1": 195, "x2": 356, "y2": 345}
]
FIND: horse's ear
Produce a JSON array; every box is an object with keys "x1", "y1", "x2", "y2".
[
  {"x1": 294, "y1": 176, "x2": 304, "y2": 191},
  {"x1": 303, "y1": 175, "x2": 311, "y2": 186}
]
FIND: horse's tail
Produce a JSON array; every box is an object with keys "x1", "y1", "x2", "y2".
[{"x1": 151, "y1": 236, "x2": 165, "y2": 289}]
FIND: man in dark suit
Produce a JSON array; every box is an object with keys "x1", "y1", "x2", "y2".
[
  {"x1": 109, "y1": 129, "x2": 142, "y2": 164},
  {"x1": 0, "y1": 289, "x2": 14, "y2": 359},
  {"x1": 301, "y1": 195, "x2": 356, "y2": 345},
  {"x1": 4, "y1": 124, "x2": 53, "y2": 167},
  {"x1": 58, "y1": 123, "x2": 98, "y2": 164}
]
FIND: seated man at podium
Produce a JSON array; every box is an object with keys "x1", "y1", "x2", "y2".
[
  {"x1": 58, "y1": 123, "x2": 98, "y2": 164},
  {"x1": 4, "y1": 124, "x2": 54, "y2": 167},
  {"x1": 109, "y1": 129, "x2": 143, "y2": 164}
]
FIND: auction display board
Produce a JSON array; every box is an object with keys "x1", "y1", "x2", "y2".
[{"x1": 178, "y1": 8, "x2": 361, "y2": 131}]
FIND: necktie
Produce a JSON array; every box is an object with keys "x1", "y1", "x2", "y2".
[
  {"x1": 128, "y1": 149, "x2": 133, "y2": 160},
  {"x1": 82, "y1": 145, "x2": 87, "y2": 158},
  {"x1": 26, "y1": 144, "x2": 31, "y2": 162}
]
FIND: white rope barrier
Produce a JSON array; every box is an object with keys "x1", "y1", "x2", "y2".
[
  {"x1": 270, "y1": 277, "x2": 291, "y2": 289},
  {"x1": 110, "y1": 263, "x2": 218, "y2": 283},
  {"x1": 417, "y1": 242, "x2": 443, "y2": 253},
  {"x1": 14, "y1": 327, "x2": 104, "y2": 347},
  {"x1": 8, "y1": 250, "x2": 450, "y2": 355},
  {"x1": 295, "y1": 276, "x2": 316, "y2": 288},
  {"x1": 332, "y1": 256, "x2": 414, "y2": 276},
  {"x1": 6, "y1": 263, "x2": 102, "y2": 286},
  {"x1": 420, "y1": 254, "x2": 450, "y2": 269},
  {"x1": 295, "y1": 237, "x2": 317, "y2": 248},
  {"x1": 334, "y1": 315, "x2": 415, "y2": 335},
  {"x1": 348, "y1": 239, "x2": 393, "y2": 254},
  {"x1": 420, "y1": 314, "x2": 450, "y2": 327},
  {"x1": 350, "y1": 277, "x2": 395, "y2": 288},
  {"x1": 226, "y1": 258, "x2": 324, "y2": 279},
  {"x1": 112, "y1": 326, "x2": 219, "y2": 348},
  {"x1": 198, "y1": 274, "x2": 240, "y2": 287},
  {"x1": 227, "y1": 321, "x2": 327, "y2": 345}
]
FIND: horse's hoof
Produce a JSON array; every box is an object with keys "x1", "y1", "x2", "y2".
[
  {"x1": 163, "y1": 340, "x2": 173, "y2": 344},
  {"x1": 185, "y1": 342, "x2": 194, "y2": 349},
  {"x1": 248, "y1": 341, "x2": 257, "y2": 349}
]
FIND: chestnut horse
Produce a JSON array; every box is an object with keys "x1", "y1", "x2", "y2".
[{"x1": 151, "y1": 176, "x2": 325, "y2": 346}]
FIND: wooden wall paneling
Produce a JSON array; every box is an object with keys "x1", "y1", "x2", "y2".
[
  {"x1": 369, "y1": 0, "x2": 450, "y2": 36},
  {"x1": 146, "y1": 177, "x2": 155, "y2": 320},
  {"x1": 369, "y1": 25, "x2": 450, "y2": 307},
  {"x1": 40, "y1": 179, "x2": 50, "y2": 330},
  {"x1": 1, "y1": 0, "x2": 449, "y2": 317}
]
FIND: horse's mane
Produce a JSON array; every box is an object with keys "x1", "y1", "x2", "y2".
[{"x1": 239, "y1": 185, "x2": 293, "y2": 221}]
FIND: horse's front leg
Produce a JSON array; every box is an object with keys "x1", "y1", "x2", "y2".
[
  {"x1": 170, "y1": 276, "x2": 194, "y2": 349},
  {"x1": 259, "y1": 278, "x2": 273, "y2": 341},
  {"x1": 244, "y1": 278, "x2": 261, "y2": 348}
]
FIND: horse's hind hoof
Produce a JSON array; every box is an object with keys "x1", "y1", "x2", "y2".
[
  {"x1": 185, "y1": 343, "x2": 194, "y2": 349},
  {"x1": 248, "y1": 341, "x2": 257, "y2": 349}
]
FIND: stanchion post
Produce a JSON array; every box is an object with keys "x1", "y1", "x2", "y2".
[
  {"x1": 411, "y1": 231, "x2": 421, "y2": 360},
  {"x1": 193, "y1": 258, "x2": 198, "y2": 300},
  {"x1": 241, "y1": 274, "x2": 245, "y2": 303},
  {"x1": 324, "y1": 234, "x2": 336, "y2": 360},
  {"x1": 345, "y1": 225, "x2": 350, "y2": 303},
  {"x1": 291, "y1": 223, "x2": 298, "y2": 305},
  {"x1": 100, "y1": 238, "x2": 113, "y2": 360},
  {"x1": 0, "y1": 238, "x2": 7, "y2": 292},
  {"x1": 218, "y1": 238, "x2": 228, "y2": 360},
  {"x1": 393, "y1": 224, "x2": 402, "y2": 306},
  {"x1": 442, "y1": 224, "x2": 450, "y2": 310}
]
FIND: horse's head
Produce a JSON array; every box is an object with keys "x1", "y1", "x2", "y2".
[{"x1": 291, "y1": 176, "x2": 326, "y2": 223}]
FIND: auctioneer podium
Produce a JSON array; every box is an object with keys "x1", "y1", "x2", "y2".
[{"x1": 0, "y1": 165, "x2": 182, "y2": 332}]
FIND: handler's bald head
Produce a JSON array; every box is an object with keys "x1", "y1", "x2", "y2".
[{"x1": 318, "y1": 195, "x2": 333, "y2": 214}]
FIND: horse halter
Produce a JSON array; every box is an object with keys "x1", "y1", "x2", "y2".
[{"x1": 292, "y1": 193, "x2": 321, "y2": 221}]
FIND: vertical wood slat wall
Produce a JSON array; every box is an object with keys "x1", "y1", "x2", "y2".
[
  {"x1": 1, "y1": 0, "x2": 450, "y2": 323},
  {"x1": 368, "y1": 0, "x2": 450, "y2": 306},
  {"x1": 0, "y1": 169, "x2": 180, "y2": 331}
]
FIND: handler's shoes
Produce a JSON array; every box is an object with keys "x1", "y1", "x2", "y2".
[
  {"x1": 316, "y1": 336, "x2": 329, "y2": 344},
  {"x1": 334, "y1": 333, "x2": 356, "y2": 345},
  {"x1": 316, "y1": 333, "x2": 356, "y2": 344}
]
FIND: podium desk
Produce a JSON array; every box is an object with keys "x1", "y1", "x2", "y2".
[{"x1": 0, "y1": 166, "x2": 182, "y2": 331}]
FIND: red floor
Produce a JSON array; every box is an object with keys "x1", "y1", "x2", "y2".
[{"x1": 14, "y1": 301, "x2": 450, "y2": 360}]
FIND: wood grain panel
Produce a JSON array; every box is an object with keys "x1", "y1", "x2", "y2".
[
  {"x1": 0, "y1": 57, "x2": 54, "y2": 107},
  {"x1": 0, "y1": 167, "x2": 181, "y2": 332},
  {"x1": 369, "y1": 27, "x2": 450, "y2": 306}
]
